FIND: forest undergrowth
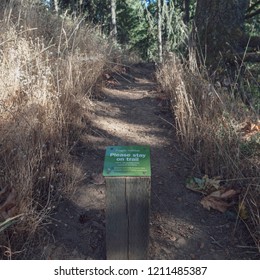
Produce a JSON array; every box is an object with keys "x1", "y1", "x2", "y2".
[
  {"x1": 0, "y1": 1, "x2": 259, "y2": 259},
  {"x1": 0, "y1": 1, "x2": 110, "y2": 258},
  {"x1": 156, "y1": 54, "x2": 260, "y2": 252}
]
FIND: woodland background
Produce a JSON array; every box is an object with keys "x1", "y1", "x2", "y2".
[{"x1": 0, "y1": 0, "x2": 259, "y2": 259}]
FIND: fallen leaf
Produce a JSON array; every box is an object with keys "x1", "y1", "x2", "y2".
[
  {"x1": 220, "y1": 189, "x2": 238, "y2": 199},
  {"x1": 241, "y1": 121, "x2": 260, "y2": 133},
  {"x1": 209, "y1": 190, "x2": 222, "y2": 198},
  {"x1": 200, "y1": 196, "x2": 231, "y2": 213},
  {"x1": 186, "y1": 177, "x2": 206, "y2": 193},
  {"x1": 241, "y1": 121, "x2": 252, "y2": 132},
  {"x1": 194, "y1": 177, "x2": 205, "y2": 188},
  {"x1": 209, "y1": 189, "x2": 238, "y2": 199},
  {"x1": 238, "y1": 201, "x2": 248, "y2": 220},
  {"x1": 186, "y1": 175, "x2": 221, "y2": 194},
  {"x1": 203, "y1": 175, "x2": 221, "y2": 190}
]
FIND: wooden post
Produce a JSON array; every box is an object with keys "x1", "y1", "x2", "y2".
[{"x1": 103, "y1": 146, "x2": 151, "y2": 260}]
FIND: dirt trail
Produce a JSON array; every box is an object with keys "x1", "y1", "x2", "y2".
[{"x1": 40, "y1": 63, "x2": 257, "y2": 260}]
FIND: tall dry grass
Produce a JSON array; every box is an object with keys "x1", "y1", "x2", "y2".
[
  {"x1": 0, "y1": 1, "x2": 108, "y2": 258},
  {"x1": 156, "y1": 54, "x2": 260, "y2": 252}
]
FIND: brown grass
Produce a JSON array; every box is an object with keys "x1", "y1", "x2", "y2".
[
  {"x1": 0, "y1": 1, "x2": 108, "y2": 258},
  {"x1": 156, "y1": 54, "x2": 260, "y2": 252}
]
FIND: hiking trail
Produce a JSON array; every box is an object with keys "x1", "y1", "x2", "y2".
[{"x1": 39, "y1": 63, "x2": 256, "y2": 260}]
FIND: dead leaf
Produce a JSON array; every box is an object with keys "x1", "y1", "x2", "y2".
[
  {"x1": 240, "y1": 121, "x2": 260, "y2": 141},
  {"x1": 220, "y1": 189, "x2": 238, "y2": 199},
  {"x1": 203, "y1": 175, "x2": 221, "y2": 190},
  {"x1": 186, "y1": 177, "x2": 206, "y2": 194},
  {"x1": 241, "y1": 121, "x2": 260, "y2": 133},
  {"x1": 200, "y1": 196, "x2": 231, "y2": 213},
  {"x1": 209, "y1": 189, "x2": 238, "y2": 199},
  {"x1": 238, "y1": 201, "x2": 248, "y2": 220},
  {"x1": 186, "y1": 175, "x2": 221, "y2": 194},
  {"x1": 241, "y1": 121, "x2": 252, "y2": 132},
  {"x1": 209, "y1": 190, "x2": 222, "y2": 198},
  {"x1": 199, "y1": 187, "x2": 238, "y2": 213}
]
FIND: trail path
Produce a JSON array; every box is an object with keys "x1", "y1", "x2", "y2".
[{"x1": 42, "y1": 63, "x2": 257, "y2": 260}]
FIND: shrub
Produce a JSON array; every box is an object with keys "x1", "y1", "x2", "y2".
[
  {"x1": 0, "y1": 1, "x2": 108, "y2": 258},
  {"x1": 156, "y1": 54, "x2": 260, "y2": 251}
]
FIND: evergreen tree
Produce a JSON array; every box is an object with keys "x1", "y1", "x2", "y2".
[
  {"x1": 116, "y1": 0, "x2": 155, "y2": 60},
  {"x1": 158, "y1": 0, "x2": 163, "y2": 62}
]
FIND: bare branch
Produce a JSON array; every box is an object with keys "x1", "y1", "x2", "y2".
[{"x1": 245, "y1": 8, "x2": 260, "y2": 19}]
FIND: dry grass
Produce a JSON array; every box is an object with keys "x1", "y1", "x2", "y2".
[
  {"x1": 156, "y1": 54, "x2": 260, "y2": 252},
  {"x1": 0, "y1": 1, "x2": 108, "y2": 258}
]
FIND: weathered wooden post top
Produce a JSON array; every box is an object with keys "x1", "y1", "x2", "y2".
[{"x1": 103, "y1": 145, "x2": 151, "y2": 260}]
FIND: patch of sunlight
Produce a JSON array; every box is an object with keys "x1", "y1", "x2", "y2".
[
  {"x1": 72, "y1": 184, "x2": 104, "y2": 210},
  {"x1": 92, "y1": 115, "x2": 170, "y2": 147},
  {"x1": 103, "y1": 88, "x2": 149, "y2": 100}
]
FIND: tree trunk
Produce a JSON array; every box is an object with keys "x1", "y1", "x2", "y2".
[
  {"x1": 157, "y1": 0, "x2": 163, "y2": 63},
  {"x1": 184, "y1": 0, "x2": 190, "y2": 23},
  {"x1": 54, "y1": 0, "x2": 59, "y2": 14},
  {"x1": 49, "y1": 0, "x2": 60, "y2": 13},
  {"x1": 195, "y1": 0, "x2": 249, "y2": 68},
  {"x1": 111, "y1": 0, "x2": 117, "y2": 43},
  {"x1": 194, "y1": 0, "x2": 258, "y2": 106}
]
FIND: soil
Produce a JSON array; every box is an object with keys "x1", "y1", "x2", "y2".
[{"x1": 35, "y1": 63, "x2": 259, "y2": 260}]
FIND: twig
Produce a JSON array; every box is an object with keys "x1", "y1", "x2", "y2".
[
  {"x1": 239, "y1": 216, "x2": 260, "y2": 253},
  {"x1": 0, "y1": 28, "x2": 38, "y2": 47},
  {"x1": 219, "y1": 177, "x2": 260, "y2": 183},
  {"x1": 90, "y1": 128, "x2": 107, "y2": 138},
  {"x1": 234, "y1": 185, "x2": 250, "y2": 234},
  {"x1": 158, "y1": 115, "x2": 176, "y2": 128},
  {"x1": 236, "y1": 245, "x2": 258, "y2": 249},
  {"x1": 210, "y1": 236, "x2": 224, "y2": 248}
]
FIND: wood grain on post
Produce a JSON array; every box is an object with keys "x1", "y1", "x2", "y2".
[
  {"x1": 106, "y1": 177, "x2": 128, "y2": 260},
  {"x1": 105, "y1": 177, "x2": 151, "y2": 260},
  {"x1": 103, "y1": 146, "x2": 151, "y2": 260},
  {"x1": 126, "y1": 177, "x2": 151, "y2": 260}
]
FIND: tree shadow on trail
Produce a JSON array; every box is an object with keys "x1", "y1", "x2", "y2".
[
  {"x1": 34, "y1": 63, "x2": 260, "y2": 260},
  {"x1": 44, "y1": 196, "x2": 106, "y2": 260}
]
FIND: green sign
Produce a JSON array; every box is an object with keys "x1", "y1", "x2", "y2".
[{"x1": 103, "y1": 146, "x2": 151, "y2": 177}]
